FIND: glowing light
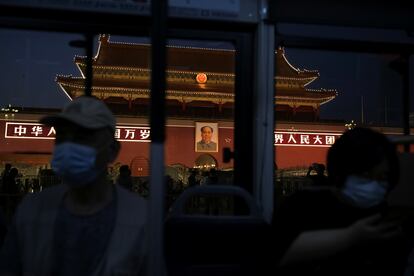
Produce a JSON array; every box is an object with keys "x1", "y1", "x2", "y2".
[
  {"x1": 196, "y1": 73, "x2": 208, "y2": 84},
  {"x1": 345, "y1": 120, "x2": 357, "y2": 130}
]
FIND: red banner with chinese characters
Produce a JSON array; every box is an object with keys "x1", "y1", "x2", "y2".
[
  {"x1": 274, "y1": 131, "x2": 342, "y2": 147},
  {"x1": 5, "y1": 122, "x2": 151, "y2": 142},
  {"x1": 5, "y1": 122, "x2": 342, "y2": 146},
  {"x1": 5, "y1": 122, "x2": 56, "y2": 140}
]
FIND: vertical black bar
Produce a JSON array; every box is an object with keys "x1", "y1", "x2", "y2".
[
  {"x1": 234, "y1": 34, "x2": 254, "y2": 193},
  {"x1": 402, "y1": 54, "x2": 410, "y2": 152},
  {"x1": 85, "y1": 33, "x2": 93, "y2": 97},
  {"x1": 149, "y1": 2, "x2": 167, "y2": 272},
  {"x1": 151, "y1": 0, "x2": 167, "y2": 142}
]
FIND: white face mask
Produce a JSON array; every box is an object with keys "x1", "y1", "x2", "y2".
[{"x1": 342, "y1": 175, "x2": 388, "y2": 208}]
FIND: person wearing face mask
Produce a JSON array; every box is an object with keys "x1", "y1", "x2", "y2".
[
  {"x1": 271, "y1": 127, "x2": 410, "y2": 276},
  {"x1": 0, "y1": 96, "x2": 148, "y2": 276}
]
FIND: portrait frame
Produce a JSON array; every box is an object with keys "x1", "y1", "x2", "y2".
[{"x1": 195, "y1": 122, "x2": 219, "y2": 152}]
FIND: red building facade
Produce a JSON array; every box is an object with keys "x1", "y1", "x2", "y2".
[{"x1": 1, "y1": 116, "x2": 349, "y2": 175}]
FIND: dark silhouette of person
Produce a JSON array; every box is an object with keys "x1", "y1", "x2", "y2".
[
  {"x1": 2, "y1": 168, "x2": 19, "y2": 195},
  {"x1": 117, "y1": 165, "x2": 133, "y2": 191},
  {"x1": 0, "y1": 207, "x2": 6, "y2": 248},
  {"x1": 187, "y1": 169, "x2": 198, "y2": 188},
  {"x1": 272, "y1": 127, "x2": 408, "y2": 276},
  {"x1": 0, "y1": 96, "x2": 148, "y2": 275},
  {"x1": 0, "y1": 163, "x2": 12, "y2": 192},
  {"x1": 165, "y1": 175, "x2": 178, "y2": 211},
  {"x1": 1, "y1": 163, "x2": 11, "y2": 178},
  {"x1": 204, "y1": 168, "x2": 219, "y2": 185},
  {"x1": 1, "y1": 166, "x2": 20, "y2": 225},
  {"x1": 306, "y1": 163, "x2": 328, "y2": 186}
]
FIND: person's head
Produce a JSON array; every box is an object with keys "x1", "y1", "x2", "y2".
[
  {"x1": 41, "y1": 96, "x2": 120, "y2": 187},
  {"x1": 327, "y1": 127, "x2": 398, "y2": 208},
  {"x1": 4, "y1": 163, "x2": 11, "y2": 171},
  {"x1": 313, "y1": 163, "x2": 325, "y2": 176},
  {"x1": 200, "y1": 126, "x2": 213, "y2": 143},
  {"x1": 9, "y1": 168, "x2": 18, "y2": 178},
  {"x1": 119, "y1": 165, "x2": 131, "y2": 177}
]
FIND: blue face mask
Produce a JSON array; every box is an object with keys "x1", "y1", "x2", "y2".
[
  {"x1": 51, "y1": 142, "x2": 99, "y2": 187},
  {"x1": 342, "y1": 175, "x2": 388, "y2": 208}
]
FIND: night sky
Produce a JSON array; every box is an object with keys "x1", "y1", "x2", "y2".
[{"x1": 1, "y1": 24, "x2": 413, "y2": 127}]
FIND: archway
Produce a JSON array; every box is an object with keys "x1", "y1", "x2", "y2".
[
  {"x1": 130, "y1": 156, "x2": 150, "y2": 177},
  {"x1": 194, "y1": 154, "x2": 218, "y2": 170}
]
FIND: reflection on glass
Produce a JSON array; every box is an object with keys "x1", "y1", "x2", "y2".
[
  {"x1": 57, "y1": 34, "x2": 152, "y2": 196},
  {"x1": 273, "y1": 47, "x2": 405, "y2": 204},
  {"x1": 0, "y1": 31, "x2": 151, "y2": 274},
  {"x1": 163, "y1": 39, "x2": 236, "y2": 212},
  {"x1": 0, "y1": 29, "x2": 86, "y2": 221},
  {"x1": 0, "y1": 32, "x2": 155, "y2": 220}
]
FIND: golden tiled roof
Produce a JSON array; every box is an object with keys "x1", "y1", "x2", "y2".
[{"x1": 57, "y1": 34, "x2": 337, "y2": 107}]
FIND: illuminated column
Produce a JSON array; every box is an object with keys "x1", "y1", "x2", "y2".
[
  {"x1": 314, "y1": 106, "x2": 320, "y2": 121},
  {"x1": 292, "y1": 105, "x2": 297, "y2": 120}
]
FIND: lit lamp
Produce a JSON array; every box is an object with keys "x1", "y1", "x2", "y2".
[
  {"x1": 345, "y1": 120, "x2": 356, "y2": 130},
  {"x1": 1, "y1": 104, "x2": 19, "y2": 119}
]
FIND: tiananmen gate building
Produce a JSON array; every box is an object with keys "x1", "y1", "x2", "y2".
[{"x1": 0, "y1": 35, "x2": 406, "y2": 177}]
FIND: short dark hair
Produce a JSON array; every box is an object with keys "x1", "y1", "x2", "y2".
[
  {"x1": 327, "y1": 127, "x2": 398, "y2": 189},
  {"x1": 200, "y1": 126, "x2": 213, "y2": 132}
]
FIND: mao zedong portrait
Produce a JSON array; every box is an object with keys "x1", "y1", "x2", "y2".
[{"x1": 196, "y1": 126, "x2": 217, "y2": 152}]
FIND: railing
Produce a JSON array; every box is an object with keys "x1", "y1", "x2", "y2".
[
  {"x1": 11, "y1": 175, "x2": 62, "y2": 193},
  {"x1": 1, "y1": 173, "x2": 311, "y2": 223}
]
